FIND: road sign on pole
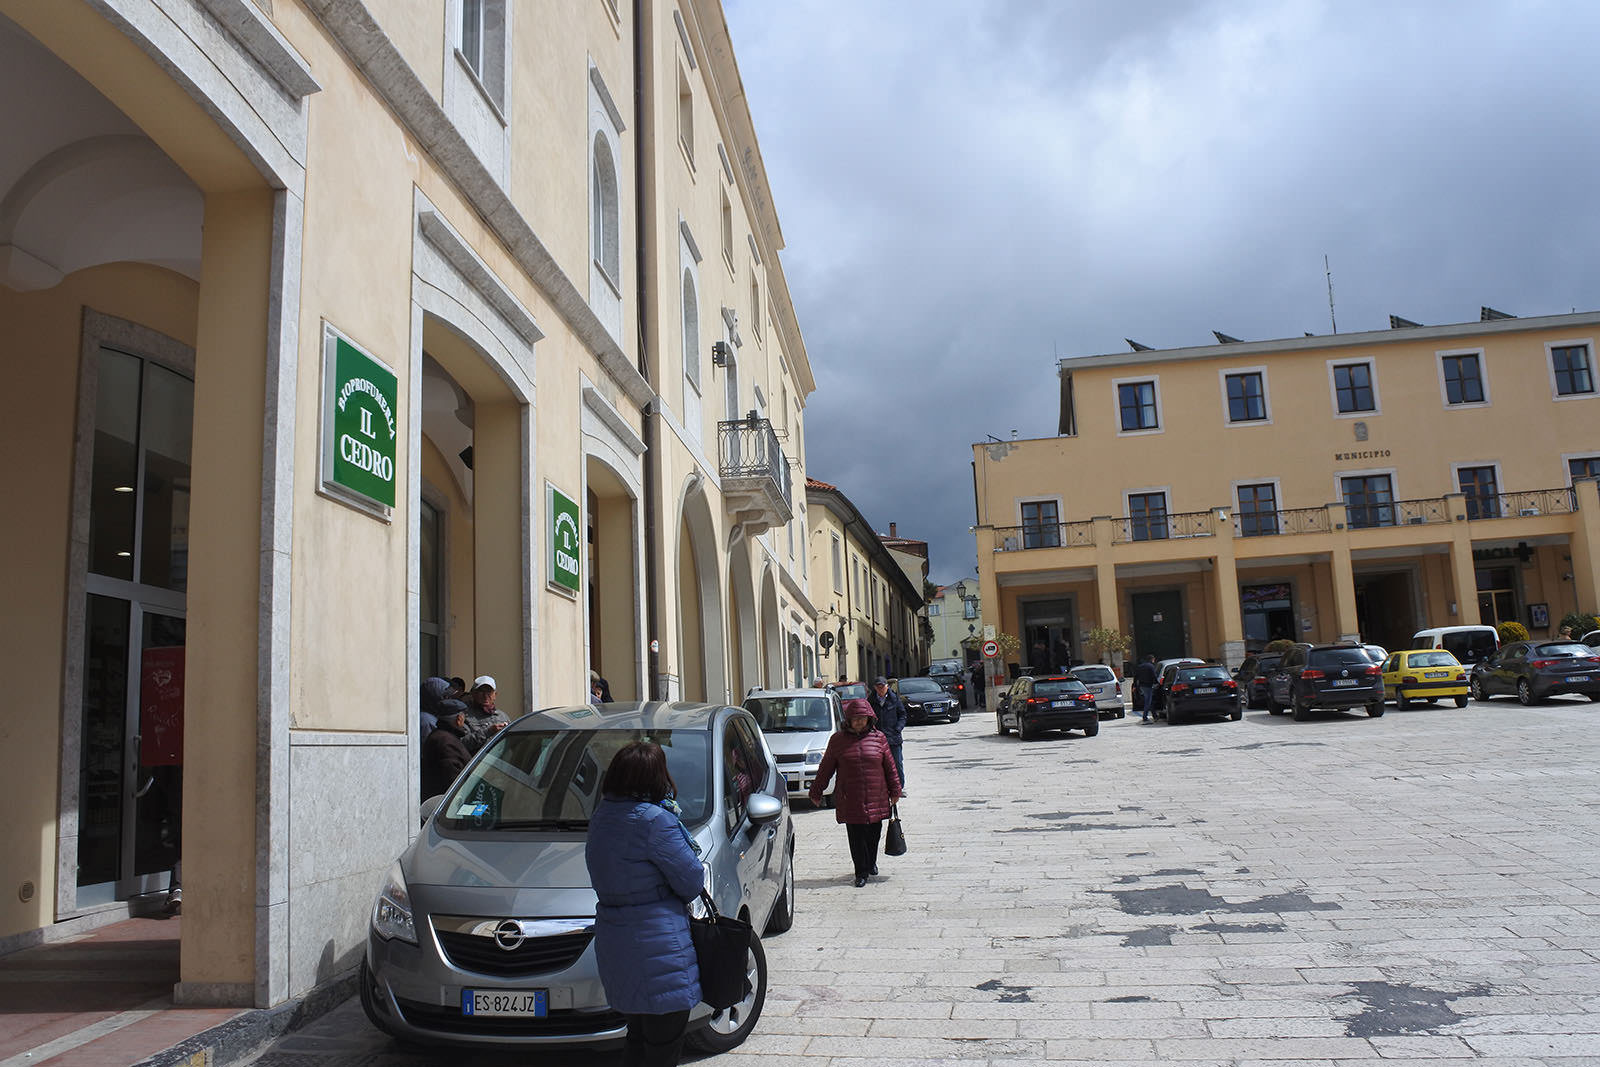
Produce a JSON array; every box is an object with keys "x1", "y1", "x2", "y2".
[{"x1": 981, "y1": 639, "x2": 999, "y2": 659}]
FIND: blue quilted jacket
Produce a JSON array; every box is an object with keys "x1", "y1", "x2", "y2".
[{"x1": 585, "y1": 797, "x2": 705, "y2": 1014}]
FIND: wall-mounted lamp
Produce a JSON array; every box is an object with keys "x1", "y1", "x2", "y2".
[
  {"x1": 1448, "y1": 601, "x2": 1457, "y2": 616},
  {"x1": 1214, "y1": 507, "x2": 1230, "y2": 522},
  {"x1": 711, "y1": 341, "x2": 731, "y2": 367}
]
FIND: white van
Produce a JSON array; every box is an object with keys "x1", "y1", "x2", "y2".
[
  {"x1": 743, "y1": 687, "x2": 841, "y2": 804},
  {"x1": 1411, "y1": 625, "x2": 1500, "y2": 665}
]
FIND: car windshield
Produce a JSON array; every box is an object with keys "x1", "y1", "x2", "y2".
[
  {"x1": 834, "y1": 682, "x2": 867, "y2": 700},
  {"x1": 1032, "y1": 679, "x2": 1088, "y2": 697},
  {"x1": 744, "y1": 695, "x2": 833, "y2": 732},
  {"x1": 1073, "y1": 666, "x2": 1115, "y2": 683},
  {"x1": 1441, "y1": 631, "x2": 1497, "y2": 662},
  {"x1": 1407, "y1": 651, "x2": 1458, "y2": 668},
  {"x1": 897, "y1": 678, "x2": 943, "y2": 695},
  {"x1": 1308, "y1": 648, "x2": 1372, "y2": 668},
  {"x1": 1532, "y1": 643, "x2": 1592, "y2": 658},
  {"x1": 1177, "y1": 667, "x2": 1229, "y2": 682},
  {"x1": 436, "y1": 728, "x2": 712, "y2": 831}
]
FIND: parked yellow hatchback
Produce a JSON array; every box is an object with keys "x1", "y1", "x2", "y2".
[{"x1": 1381, "y1": 649, "x2": 1469, "y2": 709}]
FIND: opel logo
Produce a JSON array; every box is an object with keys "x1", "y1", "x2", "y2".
[{"x1": 492, "y1": 919, "x2": 525, "y2": 951}]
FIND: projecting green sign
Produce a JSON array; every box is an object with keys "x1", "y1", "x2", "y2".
[
  {"x1": 548, "y1": 482, "x2": 582, "y2": 595},
  {"x1": 321, "y1": 326, "x2": 398, "y2": 511}
]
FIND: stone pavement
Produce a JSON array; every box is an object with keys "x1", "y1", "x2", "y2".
[{"x1": 241, "y1": 695, "x2": 1600, "y2": 1065}]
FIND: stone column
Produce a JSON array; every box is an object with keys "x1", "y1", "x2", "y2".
[
  {"x1": 1570, "y1": 478, "x2": 1600, "y2": 618},
  {"x1": 1328, "y1": 502, "x2": 1360, "y2": 643},
  {"x1": 1445, "y1": 492, "x2": 1482, "y2": 626},
  {"x1": 1211, "y1": 510, "x2": 1245, "y2": 669}
]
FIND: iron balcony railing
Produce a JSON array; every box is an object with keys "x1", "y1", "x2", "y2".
[
  {"x1": 1112, "y1": 509, "x2": 1215, "y2": 545},
  {"x1": 1346, "y1": 495, "x2": 1450, "y2": 529},
  {"x1": 1463, "y1": 486, "x2": 1580, "y2": 521},
  {"x1": 716, "y1": 417, "x2": 791, "y2": 506},
  {"x1": 1234, "y1": 506, "x2": 1332, "y2": 538},
  {"x1": 993, "y1": 520, "x2": 1094, "y2": 552}
]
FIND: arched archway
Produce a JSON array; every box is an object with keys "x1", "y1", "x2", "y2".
[
  {"x1": 585, "y1": 453, "x2": 639, "y2": 700},
  {"x1": 674, "y1": 476, "x2": 725, "y2": 702},
  {"x1": 759, "y1": 563, "x2": 782, "y2": 689},
  {"x1": 727, "y1": 543, "x2": 758, "y2": 698}
]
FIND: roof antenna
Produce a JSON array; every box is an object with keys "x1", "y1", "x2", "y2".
[{"x1": 1324, "y1": 254, "x2": 1338, "y2": 334}]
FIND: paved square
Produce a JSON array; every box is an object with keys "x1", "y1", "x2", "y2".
[{"x1": 246, "y1": 695, "x2": 1600, "y2": 1065}]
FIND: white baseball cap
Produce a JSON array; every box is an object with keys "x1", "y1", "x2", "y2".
[{"x1": 472, "y1": 675, "x2": 496, "y2": 690}]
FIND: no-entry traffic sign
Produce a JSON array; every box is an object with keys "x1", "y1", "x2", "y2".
[{"x1": 981, "y1": 639, "x2": 999, "y2": 658}]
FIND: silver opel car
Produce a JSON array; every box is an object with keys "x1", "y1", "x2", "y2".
[{"x1": 359, "y1": 701, "x2": 796, "y2": 1053}]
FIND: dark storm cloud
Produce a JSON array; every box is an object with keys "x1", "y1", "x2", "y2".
[{"x1": 724, "y1": 0, "x2": 1600, "y2": 583}]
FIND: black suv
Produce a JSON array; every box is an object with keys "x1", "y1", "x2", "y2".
[
  {"x1": 1266, "y1": 643, "x2": 1385, "y2": 720},
  {"x1": 1234, "y1": 653, "x2": 1282, "y2": 710}
]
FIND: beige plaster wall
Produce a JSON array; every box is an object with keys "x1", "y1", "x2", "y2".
[
  {"x1": 361, "y1": 0, "x2": 447, "y2": 102},
  {"x1": 0, "y1": 264, "x2": 198, "y2": 940}
]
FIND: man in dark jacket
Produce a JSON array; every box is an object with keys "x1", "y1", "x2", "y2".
[
  {"x1": 1134, "y1": 654, "x2": 1159, "y2": 723},
  {"x1": 867, "y1": 675, "x2": 908, "y2": 791},
  {"x1": 421, "y1": 699, "x2": 471, "y2": 801}
]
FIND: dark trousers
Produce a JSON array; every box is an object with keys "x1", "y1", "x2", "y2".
[
  {"x1": 846, "y1": 821, "x2": 883, "y2": 877},
  {"x1": 621, "y1": 1009, "x2": 690, "y2": 1067}
]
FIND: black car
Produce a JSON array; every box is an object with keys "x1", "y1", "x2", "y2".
[
  {"x1": 1266, "y1": 643, "x2": 1385, "y2": 720},
  {"x1": 1165, "y1": 665, "x2": 1244, "y2": 725},
  {"x1": 995, "y1": 675, "x2": 1099, "y2": 740},
  {"x1": 894, "y1": 676, "x2": 961, "y2": 724},
  {"x1": 1233, "y1": 653, "x2": 1282, "y2": 710},
  {"x1": 1151, "y1": 658, "x2": 1206, "y2": 714},
  {"x1": 929, "y1": 669, "x2": 968, "y2": 707},
  {"x1": 1469, "y1": 641, "x2": 1600, "y2": 705}
]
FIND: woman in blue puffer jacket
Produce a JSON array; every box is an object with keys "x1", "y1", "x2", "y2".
[{"x1": 586, "y1": 741, "x2": 705, "y2": 1067}]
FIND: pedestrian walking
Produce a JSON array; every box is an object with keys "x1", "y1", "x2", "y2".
[
  {"x1": 421, "y1": 699, "x2": 471, "y2": 801},
  {"x1": 586, "y1": 741, "x2": 705, "y2": 1067},
  {"x1": 970, "y1": 663, "x2": 986, "y2": 708},
  {"x1": 1134, "y1": 653, "x2": 1158, "y2": 722},
  {"x1": 462, "y1": 675, "x2": 510, "y2": 752},
  {"x1": 808, "y1": 697, "x2": 902, "y2": 887},
  {"x1": 867, "y1": 675, "x2": 908, "y2": 789}
]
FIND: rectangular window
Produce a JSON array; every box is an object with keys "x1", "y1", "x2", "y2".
[
  {"x1": 1342, "y1": 474, "x2": 1394, "y2": 529},
  {"x1": 1570, "y1": 456, "x2": 1600, "y2": 481},
  {"x1": 1128, "y1": 491, "x2": 1168, "y2": 541},
  {"x1": 1458, "y1": 465, "x2": 1500, "y2": 520},
  {"x1": 928, "y1": 602, "x2": 941, "y2": 617},
  {"x1": 963, "y1": 598, "x2": 978, "y2": 620},
  {"x1": 831, "y1": 534, "x2": 842, "y2": 592},
  {"x1": 1442, "y1": 353, "x2": 1485, "y2": 405},
  {"x1": 459, "y1": 0, "x2": 506, "y2": 108},
  {"x1": 1236, "y1": 483, "x2": 1279, "y2": 536},
  {"x1": 720, "y1": 189, "x2": 733, "y2": 268},
  {"x1": 1020, "y1": 499, "x2": 1060, "y2": 548},
  {"x1": 676, "y1": 67, "x2": 694, "y2": 165},
  {"x1": 1333, "y1": 362, "x2": 1376, "y2": 413},
  {"x1": 1552, "y1": 344, "x2": 1594, "y2": 396},
  {"x1": 1118, "y1": 381, "x2": 1159, "y2": 431},
  {"x1": 1225, "y1": 372, "x2": 1267, "y2": 422}
]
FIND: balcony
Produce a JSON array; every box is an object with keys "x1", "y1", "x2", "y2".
[
  {"x1": 995, "y1": 520, "x2": 1094, "y2": 552},
  {"x1": 1112, "y1": 509, "x2": 1216, "y2": 545},
  {"x1": 1235, "y1": 506, "x2": 1332, "y2": 538},
  {"x1": 717, "y1": 418, "x2": 792, "y2": 534},
  {"x1": 1346, "y1": 496, "x2": 1449, "y2": 530},
  {"x1": 1463, "y1": 487, "x2": 1579, "y2": 521}
]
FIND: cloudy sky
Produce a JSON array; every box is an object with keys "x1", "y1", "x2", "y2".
[{"x1": 721, "y1": 0, "x2": 1600, "y2": 585}]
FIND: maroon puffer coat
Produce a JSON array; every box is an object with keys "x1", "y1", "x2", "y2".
[{"x1": 809, "y1": 703, "x2": 902, "y2": 824}]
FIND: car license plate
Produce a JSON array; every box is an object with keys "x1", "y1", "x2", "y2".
[
  {"x1": 1330, "y1": 679, "x2": 1358, "y2": 687},
  {"x1": 1196, "y1": 687, "x2": 1217, "y2": 694},
  {"x1": 1052, "y1": 699, "x2": 1072, "y2": 708},
  {"x1": 463, "y1": 989, "x2": 547, "y2": 1017},
  {"x1": 1568, "y1": 675, "x2": 1587, "y2": 683},
  {"x1": 1424, "y1": 671, "x2": 1445, "y2": 678}
]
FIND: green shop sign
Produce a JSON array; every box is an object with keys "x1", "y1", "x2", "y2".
[
  {"x1": 547, "y1": 482, "x2": 582, "y2": 595},
  {"x1": 321, "y1": 326, "x2": 398, "y2": 511}
]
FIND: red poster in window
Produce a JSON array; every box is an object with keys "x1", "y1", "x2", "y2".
[{"x1": 139, "y1": 646, "x2": 185, "y2": 766}]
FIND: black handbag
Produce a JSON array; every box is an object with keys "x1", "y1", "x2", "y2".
[
  {"x1": 884, "y1": 803, "x2": 907, "y2": 856},
  {"x1": 690, "y1": 892, "x2": 753, "y2": 1010}
]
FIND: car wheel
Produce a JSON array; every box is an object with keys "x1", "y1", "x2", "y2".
[
  {"x1": 358, "y1": 958, "x2": 398, "y2": 1038},
  {"x1": 1469, "y1": 676, "x2": 1487, "y2": 701},
  {"x1": 1517, "y1": 679, "x2": 1535, "y2": 706},
  {"x1": 1266, "y1": 692, "x2": 1283, "y2": 715},
  {"x1": 687, "y1": 930, "x2": 767, "y2": 1054},
  {"x1": 1454, "y1": 695, "x2": 1469, "y2": 708},
  {"x1": 764, "y1": 846, "x2": 795, "y2": 935},
  {"x1": 1366, "y1": 701, "x2": 1384, "y2": 717},
  {"x1": 1396, "y1": 691, "x2": 1411, "y2": 710},
  {"x1": 1589, "y1": 693, "x2": 1600, "y2": 703},
  {"x1": 947, "y1": 710, "x2": 961, "y2": 723},
  {"x1": 1018, "y1": 718, "x2": 1035, "y2": 741},
  {"x1": 995, "y1": 712, "x2": 1009, "y2": 736},
  {"x1": 1167, "y1": 707, "x2": 1183, "y2": 726},
  {"x1": 1230, "y1": 706, "x2": 1243, "y2": 721},
  {"x1": 1291, "y1": 697, "x2": 1310, "y2": 722},
  {"x1": 1083, "y1": 722, "x2": 1099, "y2": 737}
]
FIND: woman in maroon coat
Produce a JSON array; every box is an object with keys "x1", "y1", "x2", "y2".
[{"x1": 809, "y1": 697, "x2": 903, "y2": 887}]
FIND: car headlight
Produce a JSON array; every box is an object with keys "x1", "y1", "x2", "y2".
[
  {"x1": 805, "y1": 749, "x2": 823, "y2": 766},
  {"x1": 372, "y1": 861, "x2": 417, "y2": 944}
]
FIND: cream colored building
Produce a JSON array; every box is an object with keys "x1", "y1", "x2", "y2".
[
  {"x1": 805, "y1": 479, "x2": 927, "y2": 681},
  {"x1": 0, "y1": 0, "x2": 815, "y2": 1008},
  {"x1": 929, "y1": 578, "x2": 982, "y2": 663},
  {"x1": 973, "y1": 311, "x2": 1600, "y2": 681}
]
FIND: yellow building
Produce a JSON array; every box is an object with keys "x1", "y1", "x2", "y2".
[
  {"x1": 973, "y1": 311, "x2": 1600, "y2": 679},
  {"x1": 928, "y1": 578, "x2": 982, "y2": 664},
  {"x1": 0, "y1": 0, "x2": 815, "y2": 1007},
  {"x1": 806, "y1": 479, "x2": 928, "y2": 681}
]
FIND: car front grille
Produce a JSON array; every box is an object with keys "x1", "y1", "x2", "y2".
[
  {"x1": 394, "y1": 997, "x2": 625, "y2": 1037},
  {"x1": 435, "y1": 927, "x2": 593, "y2": 978},
  {"x1": 774, "y1": 752, "x2": 804, "y2": 764}
]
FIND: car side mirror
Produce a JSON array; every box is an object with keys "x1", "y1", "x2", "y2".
[
  {"x1": 746, "y1": 793, "x2": 783, "y2": 826},
  {"x1": 420, "y1": 794, "x2": 445, "y2": 825}
]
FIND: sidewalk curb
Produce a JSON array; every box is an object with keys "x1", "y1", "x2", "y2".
[{"x1": 132, "y1": 970, "x2": 359, "y2": 1067}]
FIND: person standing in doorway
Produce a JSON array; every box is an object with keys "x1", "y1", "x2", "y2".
[
  {"x1": 1134, "y1": 654, "x2": 1159, "y2": 723},
  {"x1": 808, "y1": 698, "x2": 901, "y2": 887},
  {"x1": 462, "y1": 675, "x2": 509, "y2": 752},
  {"x1": 867, "y1": 675, "x2": 908, "y2": 791},
  {"x1": 421, "y1": 699, "x2": 471, "y2": 801}
]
